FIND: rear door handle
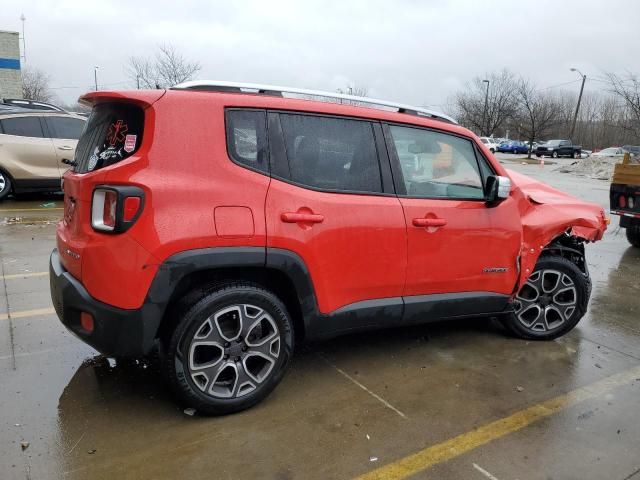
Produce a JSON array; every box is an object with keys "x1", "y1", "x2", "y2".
[
  {"x1": 58, "y1": 146, "x2": 74, "y2": 151},
  {"x1": 281, "y1": 212, "x2": 324, "y2": 224},
  {"x1": 412, "y1": 217, "x2": 447, "y2": 227}
]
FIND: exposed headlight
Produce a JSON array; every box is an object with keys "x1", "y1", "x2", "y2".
[{"x1": 629, "y1": 196, "x2": 635, "y2": 209}]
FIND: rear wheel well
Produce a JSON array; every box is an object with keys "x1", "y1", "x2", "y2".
[{"x1": 156, "y1": 267, "x2": 306, "y2": 345}]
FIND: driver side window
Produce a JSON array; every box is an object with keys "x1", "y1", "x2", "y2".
[{"x1": 388, "y1": 125, "x2": 486, "y2": 200}]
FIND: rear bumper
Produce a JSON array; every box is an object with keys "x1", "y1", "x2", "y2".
[{"x1": 49, "y1": 249, "x2": 152, "y2": 357}]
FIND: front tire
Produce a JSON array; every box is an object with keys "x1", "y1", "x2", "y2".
[
  {"x1": 552, "y1": 150, "x2": 559, "y2": 158},
  {"x1": 626, "y1": 226, "x2": 640, "y2": 248},
  {"x1": 162, "y1": 282, "x2": 294, "y2": 415},
  {"x1": 502, "y1": 256, "x2": 590, "y2": 340}
]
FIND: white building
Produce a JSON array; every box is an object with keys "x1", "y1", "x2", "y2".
[{"x1": 0, "y1": 30, "x2": 23, "y2": 99}]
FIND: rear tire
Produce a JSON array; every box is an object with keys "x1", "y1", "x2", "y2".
[
  {"x1": 626, "y1": 226, "x2": 640, "y2": 248},
  {"x1": 162, "y1": 282, "x2": 294, "y2": 415},
  {"x1": 0, "y1": 170, "x2": 12, "y2": 201},
  {"x1": 502, "y1": 256, "x2": 590, "y2": 340}
]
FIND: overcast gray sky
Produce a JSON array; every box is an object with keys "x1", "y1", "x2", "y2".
[{"x1": 2, "y1": 0, "x2": 639, "y2": 108}]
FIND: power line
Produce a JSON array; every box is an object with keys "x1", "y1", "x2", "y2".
[{"x1": 538, "y1": 79, "x2": 581, "y2": 91}]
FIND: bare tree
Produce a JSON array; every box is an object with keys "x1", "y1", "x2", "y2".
[
  {"x1": 606, "y1": 72, "x2": 640, "y2": 137},
  {"x1": 21, "y1": 66, "x2": 54, "y2": 101},
  {"x1": 127, "y1": 44, "x2": 201, "y2": 89},
  {"x1": 515, "y1": 79, "x2": 560, "y2": 159},
  {"x1": 452, "y1": 69, "x2": 518, "y2": 136}
]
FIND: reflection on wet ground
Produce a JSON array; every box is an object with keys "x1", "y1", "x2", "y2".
[{"x1": 2, "y1": 167, "x2": 640, "y2": 480}]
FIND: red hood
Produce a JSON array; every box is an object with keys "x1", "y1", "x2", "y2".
[{"x1": 506, "y1": 169, "x2": 607, "y2": 286}]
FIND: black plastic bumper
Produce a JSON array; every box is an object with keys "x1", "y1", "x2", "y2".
[{"x1": 49, "y1": 249, "x2": 152, "y2": 357}]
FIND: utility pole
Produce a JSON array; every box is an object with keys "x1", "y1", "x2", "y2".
[
  {"x1": 570, "y1": 68, "x2": 586, "y2": 140},
  {"x1": 482, "y1": 79, "x2": 490, "y2": 136},
  {"x1": 20, "y1": 14, "x2": 26, "y2": 63},
  {"x1": 94, "y1": 66, "x2": 99, "y2": 91}
]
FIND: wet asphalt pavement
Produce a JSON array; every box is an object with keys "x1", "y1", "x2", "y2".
[{"x1": 1, "y1": 158, "x2": 639, "y2": 480}]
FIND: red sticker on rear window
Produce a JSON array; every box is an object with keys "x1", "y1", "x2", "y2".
[
  {"x1": 124, "y1": 134, "x2": 137, "y2": 153},
  {"x1": 106, "y1": 120, "x2": 128, "y2": 146}
]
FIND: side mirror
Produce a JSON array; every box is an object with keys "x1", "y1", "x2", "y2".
[{"x1": 485, "y1": 175, "x2": 511, "y2": 204}]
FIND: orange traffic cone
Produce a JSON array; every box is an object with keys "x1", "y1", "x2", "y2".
[{"x1": 539, "y1": 158, "x2": 545, "y2": 168}]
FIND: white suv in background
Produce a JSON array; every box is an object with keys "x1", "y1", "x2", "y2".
[{"x1": 479, "y1": 137, "x2": 500, "y2": 153}]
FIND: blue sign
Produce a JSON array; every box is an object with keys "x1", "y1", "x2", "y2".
[{"x1": 0, "y1": 58, "x2": 21, "y2": 70}]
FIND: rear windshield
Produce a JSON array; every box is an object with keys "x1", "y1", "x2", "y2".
[{"x1": 73, "y1": 103, "x2": 144, "y2": 173}]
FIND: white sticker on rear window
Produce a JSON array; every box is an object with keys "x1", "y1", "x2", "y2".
[
  {"x1": 87, "y1": 147, "x2": 99, "y2": 171},
  {"x1": 124, "y1": 134, "x2": 137, "y2": 153}
]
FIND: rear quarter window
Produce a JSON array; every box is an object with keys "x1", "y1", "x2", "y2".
[
  {"x1": 73, "y1": 103, "x2": 144, "y2": 173},
  {"x1": 46, "y1": 116, "x2": 86, "y2": 140}
]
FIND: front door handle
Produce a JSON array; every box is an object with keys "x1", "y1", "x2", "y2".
[
  {"x1": 281, "y1": 212, "x2": 324, "y2": 224},
  {"x1": 58, "y1": 146, "x2": 74, "y2": 151},
  {"x1": 413, "y1": 217, "x2": 447, "y2": 228}
]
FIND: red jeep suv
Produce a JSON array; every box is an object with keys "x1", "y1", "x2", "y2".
[{"x1": 50, "y1": 82, "x2": 607, "y2": 415}]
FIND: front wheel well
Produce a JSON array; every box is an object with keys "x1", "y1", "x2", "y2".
[
  {"x1": 156, "y1": 267, "x2": 306, "y2": 345},
  {"x1": 541, "y1": 234, "x2": 588, "y2": 275}
]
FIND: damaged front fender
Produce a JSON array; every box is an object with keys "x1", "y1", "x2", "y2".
[{"x1": 506, "y1": 169, "x2": 607, "y2": 289}]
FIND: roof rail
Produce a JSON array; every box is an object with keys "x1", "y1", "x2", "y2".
[
  {"x1": 171, "y1": 80, "x2": 457, "y2": 124},
  {"x1": 1, "y1": 98, "x2": 66, "y2": 112}
]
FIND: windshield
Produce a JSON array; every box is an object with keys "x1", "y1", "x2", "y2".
[{"x1": 546, "y1": 140, "x2": 562, "y2": 147}]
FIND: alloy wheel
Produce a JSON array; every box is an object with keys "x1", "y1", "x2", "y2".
[
  {"x1": 514, "y1": 269, "x2": 577, "y2": 333},
  {"x1": 0, "y1": 172, "x2": 6, "y2": 193},
  {"x1": 186, "y1": 303, "x2": 281, "y2": 399}
]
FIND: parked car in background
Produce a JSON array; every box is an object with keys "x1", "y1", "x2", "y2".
[
  {"x1": 622, "y1": 145, "x2": 640, "y2": 157},
  {"x1": 535, "y1": 140, "x2": 582, "y2": 158},
  {"x1": 580, "y1": 149, "x2": 592, "y2": 158},
  {"x1": 497, "y1": 140, "x2": 529, "y2": 154},
  {"x1": 592, "y1": 147, "x2": 626, "y2": 158},
  {"x1": 0, "y1": 108, "x2": 86, "y2": 200},
  {"x1": 480, "y1": 136, "x2": 500, "y2": 153}
]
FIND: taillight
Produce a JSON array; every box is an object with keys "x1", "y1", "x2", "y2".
[
  {"x1": 91, "y1": 186, "x2": 144, "y2": 233},
  {"x1": 618, "y1": 195, "x2": 627, "y2": 209}
]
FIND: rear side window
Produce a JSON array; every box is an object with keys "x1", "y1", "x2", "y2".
[
  {"x1": 278, "y1": 113, "x2": 382, "y2": 193},
  {"x1": 73, "y1": 103, "x2": 144, "y2": 173},
  {"x1": 0, "y1": 116, "x2": 45, "y2": 138},
  {"x1": 225, "y1": 110, "x2": 268, "y2": 173},
  {"x1": 46, "y1": 116, "x2": 86, "y2": 140}
]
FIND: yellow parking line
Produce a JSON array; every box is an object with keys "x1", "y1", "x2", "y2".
[
  {"x1": 2, "y1": 271, "x2": 49, "y2": 280},
  {"x1": 0, "y1": 207, "x2": 63, "y2": 212},
  {"x1": 354, "y1": 364, "x2": 640, "y2": 480},
  {"x1": 0, "y1": 307, "x2": 56, "y2": 320}
]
